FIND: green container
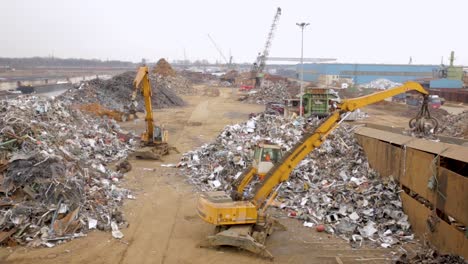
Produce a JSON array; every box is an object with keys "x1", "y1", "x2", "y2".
[
  {"x1": 302, "y1": 90, "x2": 338, "y2": 117},
  {"x1": 447, "y1": 66, "x2": 463, "y2": 80}
]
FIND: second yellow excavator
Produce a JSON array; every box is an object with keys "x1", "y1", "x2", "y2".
[
  {"x1": 130, "y1": 66, "x2": 169, "y2": 160},
  {"x1": 197, "y1": 81, "x2": 438, "y2": 259}
]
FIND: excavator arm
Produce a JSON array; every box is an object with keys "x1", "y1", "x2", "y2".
[
  {"x1": 252, "y1": 111, "x2": 341, "y2": 205},
  {"x1": 232, "y1": 167, "x2": 257, "y2": 197},
  {"x1": 133, "y1": 66, "x2": 154, "y2": 142},
  {"x1": 251, "y1": 81, "x2": 432, "y2": 207}
]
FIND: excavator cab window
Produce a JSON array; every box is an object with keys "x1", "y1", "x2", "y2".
[
  {"x1": 153, "y1": 126, "x2": 162, "y2": 142},
  {"x1": 261, "y1": 148, "x2": 281, "y2": 163},
  {"x1": 254, "y1": 147, "x2": 261, "y2": 161}
]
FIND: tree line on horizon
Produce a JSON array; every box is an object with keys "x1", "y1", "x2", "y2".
[{"x1": 0, "y1": 57, "x2": 136, "y2": 68}]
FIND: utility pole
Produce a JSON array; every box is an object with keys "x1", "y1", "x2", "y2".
[{"x1": 296, "y1": 22, "x2": 309, "y2": 117}]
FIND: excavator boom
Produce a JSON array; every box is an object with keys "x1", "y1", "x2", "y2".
[
  {"x1": 133, "y1": 66, "x2": 154, "y2": 142},
  {"x1": 339, "y1": 81, "x2": 428, "y2": 112}
]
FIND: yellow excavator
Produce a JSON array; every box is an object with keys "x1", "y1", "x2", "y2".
[
  {"x1": 197, "y1": 81, "x2": 438, "y2": 259},
  {"x1": 130, "y1": 66, "x2": 169, "y2": 159}
]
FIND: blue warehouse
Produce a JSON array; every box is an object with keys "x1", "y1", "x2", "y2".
[{"x1": 298, "y1": 63, "x2": 439, "y2": 85}]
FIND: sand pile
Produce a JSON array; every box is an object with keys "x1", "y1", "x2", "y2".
[{"x1": 152, "y1": 58, "x2": 176, "y2": 77}]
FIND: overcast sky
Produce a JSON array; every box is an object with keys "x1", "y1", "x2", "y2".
[{"x1": 2, "y1": 0, "x2": 467, "y2": 65}]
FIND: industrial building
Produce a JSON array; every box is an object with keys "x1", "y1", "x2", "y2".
[
  {"x1": 297, "y1": 58, "x2": 468, "y2": 102},
  {"x1": 299, "y1": 63, "x2": 439, "y2": 85}
]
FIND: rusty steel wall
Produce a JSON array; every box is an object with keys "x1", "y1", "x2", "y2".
[
  {"x1": 429, "y1": 88, "x2": 468, "y2": 103},
  {"x1": 354, "y1": 127, "x2": 468, "y2": 259}
]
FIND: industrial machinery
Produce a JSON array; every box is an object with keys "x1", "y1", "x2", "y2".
[
  {"x1": 430, "y1": 51, "x2": 464, "y2": 89},
  {"x1": 207, "y1": 34, "x2": 233, "y2": 69},
  {"x1": 302, "y1": 88, "x2": 340, "y2": 117},
  {"x1": 196, "y1": 82, "x2": 438, "y2": 259},
  {"x1": 251, "y1": 7, "x2": 282, "y2": 88},
  {"x1": 130, "y1": 66, "x2": 169, "y2": 160}
]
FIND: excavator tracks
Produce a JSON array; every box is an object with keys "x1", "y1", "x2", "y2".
[
  {"x1": 131, "y1": 143, "x2": 169, "y2": 160},
  {"x1": 197, "y1": 217, "x2": 286, "y2": 260},
  {"x1": 198, "y1": 224, "x2": 274, "y2": 260}
]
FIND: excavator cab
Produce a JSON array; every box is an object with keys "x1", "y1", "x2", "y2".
[
  {"x1": 152, "y1": 125, "x2": 168, "y2": 143},
  {"x1": 252, "y1": 143, "x2": 282, "y2": 180}
]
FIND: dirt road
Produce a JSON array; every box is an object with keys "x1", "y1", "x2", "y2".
[{"x1": 0, "y1": 88, "x2": 402, "y2": 264}]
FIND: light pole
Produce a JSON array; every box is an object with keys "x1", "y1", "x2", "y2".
[{"x1": 296, "y1": 22, "x2": 309, "y2": 117}]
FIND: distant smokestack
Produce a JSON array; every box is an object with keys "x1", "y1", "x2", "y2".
[{"x1": 449, "y1": 51, "x2": 455, "y2": 66}]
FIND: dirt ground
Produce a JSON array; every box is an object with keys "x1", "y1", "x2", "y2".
[
  {"x1": 361, "y1": 105, "x2": 410, "y2": 127},
  {"x1": 0, "y1": 88, "x2": 419, "y2": 264}
]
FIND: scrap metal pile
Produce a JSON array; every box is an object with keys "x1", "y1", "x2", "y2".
[
  {"x1": 396, "y1": 247, "x2": 466, "y2": 264},
  {"x1": 59, "y1": 71, "x2": 186, "y2": 113},
  {"x1": 404, "y1": 109, "x2": 468, "y2": 139},
  {"x1": 241, "y1": 80, "x2": 290, "y2": 104},
  {"x1": 0, "y1": 96, "x2": 135, "y2": 247},
  {"x1": 152, "y1": 59, "x2": 195, "y2": 95},
  {"x1": 152, "y1": 75, "x2": 195, "y2": 95},
  {"x1": 359, "y1": 79, "x2": 402, "y2": 90},
  {"x1": 179, "y1": 114, "x2": 414, "y2": 248},
  {"x1": 179, "y1": 70, "x2": 217, "y2": 85},
  {"x1": 437, "y1": 110, "x2": 468, "y2": 139}
]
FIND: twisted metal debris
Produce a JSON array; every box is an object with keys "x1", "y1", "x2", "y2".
[
  {"x1": 241, "y1": 80, "x2": 290, "y2": 104},
  {"x1": 438, "y1": 110, "x2": 468, "y2": 139},
  {"x1": 179, "y1": 114, "x2": 413, "y2": 248},
  {"x1": 0, "y1": 96, "x2": 135, "y2": 247},
  {"x1": 395, "y1": 247, "x2": 466, "y2": 264}
]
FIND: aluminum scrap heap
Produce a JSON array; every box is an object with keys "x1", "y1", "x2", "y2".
[
  {"x1": 59, "y1": 71, "x2": 187, "y2": 113},
  {"x1": 0, "y1": 96, "x2": 135, "y2": 247},
  {"x1": 359, "y1": 78, "x2": 402, "y2": 89},
  {"x1": 179, "y1": 114, "x2": 414, "y2": 248}
]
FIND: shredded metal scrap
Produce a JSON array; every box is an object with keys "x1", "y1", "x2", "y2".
[
  {"x1": 0, "y1": 96, "x2": 135, "y2": 246},
  {"x1": 241, "y1": 80, "x2": 290, "y2": 104},
  {"x1": 179, "y1": 114, "x2": 413, "y2": 248}
]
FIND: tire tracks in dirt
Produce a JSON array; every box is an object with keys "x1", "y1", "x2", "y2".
[{"x1": 160, "y1": 196, "x2": 181, "y2": 264}]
